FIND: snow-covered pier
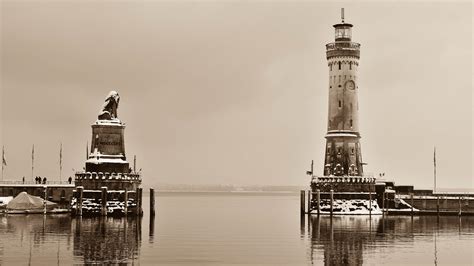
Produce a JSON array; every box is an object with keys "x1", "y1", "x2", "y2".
[
  {"x1": 301, "y1": 182, "x2": 474, "y2": 216},
  {"x1": 0, "y1": 182, "x2": 74, "y2": 208}
]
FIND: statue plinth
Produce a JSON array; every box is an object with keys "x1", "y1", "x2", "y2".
[{"x1": 85, "y1": 119, "x2": 129, "y2": 174}]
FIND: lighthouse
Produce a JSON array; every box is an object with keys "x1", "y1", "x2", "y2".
[
  {"x1": 324, "y1": 8, "x2": 363, "y2": 177},
  {"x1": 310, "y1": 9, "x2": 380, "y2": 215}
]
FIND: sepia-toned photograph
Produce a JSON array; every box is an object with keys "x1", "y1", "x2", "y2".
[{"x1": 0, "y1": 1, "x2": 472, "y2": 265}]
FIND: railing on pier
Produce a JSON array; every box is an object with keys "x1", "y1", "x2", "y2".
[
  {"x1": 0, "y1": 180, "x2": 74, "y2": 185},
  {"x1": 75, "y1": 171, "x2": 142, "y2": 181},
  {"x1": 312, "y1": 176, "x2": 376, "y2": 184}
]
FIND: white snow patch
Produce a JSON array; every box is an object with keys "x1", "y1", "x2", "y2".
[
  {"x1": 0, "y1": 196, "x2": 13, "y2": 205},
  {"x1": 311, "y1": 199, "x2": 382, "y2": 215}
]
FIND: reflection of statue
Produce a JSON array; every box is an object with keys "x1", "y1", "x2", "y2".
[
  {"x1": 74, "y1": 217, "x2": 141, "y2": 264},
  {"x1": 98, "y1": 91, "x2": 120, "y2": 120}
]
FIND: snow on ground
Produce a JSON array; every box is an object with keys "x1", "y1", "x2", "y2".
[
  {"x1": 311, "y1": 199, "x2": 383, "y2": 215},
  {"x1": 0, "y1": 196, "x2": 13, "y2": 205}
]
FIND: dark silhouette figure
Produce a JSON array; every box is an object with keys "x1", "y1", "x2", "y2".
[
  {"x1": 98, "y1": 91, "x2": 120, "y2": 120},
  {"x1": 68, "y1": 176, "x2": 72, "y2": 184}
]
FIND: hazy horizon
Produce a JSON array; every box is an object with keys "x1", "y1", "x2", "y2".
[{"x1": 1, "y1": 1, "x2": 472, "y2": 189}]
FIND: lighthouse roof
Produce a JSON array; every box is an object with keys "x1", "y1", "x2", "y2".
[{"x1": 333, "y1": 23, "x2": 353, "y2": 28}]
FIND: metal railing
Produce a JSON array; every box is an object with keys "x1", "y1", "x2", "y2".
[
  {"x1": 313, "y1": 176, "x2": 376, "y2": 184},
  {"x1": 326, "y1": 42, "x2": 360, "y2": 50},
  {"x1": 75, "y1": 171, "x2": 141, "y2": 181},
  {"x1": 0, "y1": 180, "x2": 74, "y2": 185}
]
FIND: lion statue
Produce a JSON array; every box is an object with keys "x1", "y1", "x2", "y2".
[{"x1": 98, "y1": 91, "x2": 120, "y2": 120}]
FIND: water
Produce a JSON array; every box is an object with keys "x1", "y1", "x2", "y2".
[{"x1": 0, "y1": 192, "x2": 473, "y2": 265}]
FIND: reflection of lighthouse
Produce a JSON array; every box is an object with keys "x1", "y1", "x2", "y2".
[
  {"x1": 324, "y1": 8, "x2": 363, "y2": 177},
  {"x1": 308, "y1": 216, "x2": 381, "y2": 265}
]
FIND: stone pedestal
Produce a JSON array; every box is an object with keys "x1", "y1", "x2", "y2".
[
  {"x1": 86, "y1": 120, "x2": 129, "y2": 173},
  {"x1": 75, "y1": 119, "x2": 140, "y2": 191}
]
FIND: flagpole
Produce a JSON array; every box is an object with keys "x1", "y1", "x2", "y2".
[
  {"x1": 32, "y1": 144, "x2": 34, "y2": 180},
  {"x1": 59, "y1": 143, "x2": 62, "y2": 182},
  {"x1": 2, "y1": 145, "x2": 4, "y2": 181},
  {"x1": 434, "y1": 146, "x2": 437, "y2": 193}
]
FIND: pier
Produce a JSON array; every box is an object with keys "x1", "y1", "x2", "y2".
[
  {"x1": 0, "y1": 181, "x2": 74, "y2": 207},
  {"x1": 301, "y1": 187, "x2": 474, "y2": 216}
]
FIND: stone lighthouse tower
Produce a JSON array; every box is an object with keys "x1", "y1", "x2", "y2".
[
  {"x1": 310, "y1": 9, "x2": 380, "y2": 215},
  {"x1": 323, "y1": 8, "x2": 363, "y2": 177}
]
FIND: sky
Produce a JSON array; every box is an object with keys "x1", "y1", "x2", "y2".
[{"x1": 0, "y1": 1, "x2": 472, "y2": 190}]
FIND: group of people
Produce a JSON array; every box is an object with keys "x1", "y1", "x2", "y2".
[{"x1": 34, "y1": 176, "x2": 47, "y2": 184}]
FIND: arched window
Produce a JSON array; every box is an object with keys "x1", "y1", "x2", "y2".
[
  {"x1": 350, "y1": 119, "x2": 353, "y2": 127},
  {"x1": 349, "y1": 62, "x2": 352, "y2": 70},
  {"x1": 330, "y1": 64, "x2": 332, "y2": 71},
  {"x1": 339, "y1": 100, "x2": 342, "y2": 108},
  {"x1": 338, "y1": 61, "x2": 341, "y2": 70}
]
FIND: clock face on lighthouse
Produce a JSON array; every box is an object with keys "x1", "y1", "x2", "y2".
[{"x1": 345, "y1": 80, "x2": 355, "y2": 90}]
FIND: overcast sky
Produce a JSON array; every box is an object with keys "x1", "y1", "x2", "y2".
[{"x1": 1, "y1": 1, "x2": 472, "y2": 190}]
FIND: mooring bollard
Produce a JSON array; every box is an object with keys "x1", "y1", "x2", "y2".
[
  {"x1": 150, "y1": 188, "x2": 155, "y2": 216},
  {"x1": 101, "y1": 187, "x2": 108, "y2": 216},
  {"x1": 316, "y1": 189, "x2": 320, "y2": 216},
  {"x1": 369, "y1": 192, "x2": 372, "y2": 216},
  {"x1": 410, "y1": 193, "x2": 414, "y2": 215},
  {"x1": 459, "y1": 196, "x2": 462, "y2": 216},
  {"x1": 138, "y1": 187, "x2": 143, "y2": 215},
  {"x1": 330, "y1": 189, "x2": 334, "y2": 216},
  {"x1": 300, "y1": 190, "x2": 305, "y2": 216},
  {"x1": 124, "y1": 188, "x2": 128, "y2": 216},
  {"x1": 444, "y1": 194, "x2": 448, "y2": 209},
  {"x1": 437, "y1": 195, "x2": 440, "y2": 215},
  {"x1": 307, "y1": 190, "x2": 311, "y2": 215},
  {"x1": 136, "y1": 187, "x2": 140, "y2": 216},
  {"x1": 43, "y1": 186, "x2": 47, "y2": 214},
  {"x1": 77, "y1": 186, "x2": 83, "y2": 216},
  {"x1": 382, "y1": 192, "x2": 385, "y2": 215}
]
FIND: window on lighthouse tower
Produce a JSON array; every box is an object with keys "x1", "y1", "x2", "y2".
[{"x1": 338, "y1": 61, "x2": 341, "y2": 70}]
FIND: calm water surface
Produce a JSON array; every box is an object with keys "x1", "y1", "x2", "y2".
[{"x1": 0, "y1": 192, "x2": 473, "y2": 265}]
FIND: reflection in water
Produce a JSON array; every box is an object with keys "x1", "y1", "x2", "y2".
[
  {"x1": 149, "y1": 214, "x2": 155, "y2": 244},
  {"x1": 0, "y1": 213, "x2": 142, "y2": 264},
  {"x1": 304, "y1": 215, "x2": 473, "y2": 265},
  {"x1": 307, "y1": 216, "x2": 381, "y2": 265},
  {"x1": 73, "y1": 217, "x2": 142, "y2": 264},
  {"x1": 0, "y1": 214, "x2": 72, "y2": 265},
  {"x1": 1, "y1": 195, "x2": 473, "y2": 265}
]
